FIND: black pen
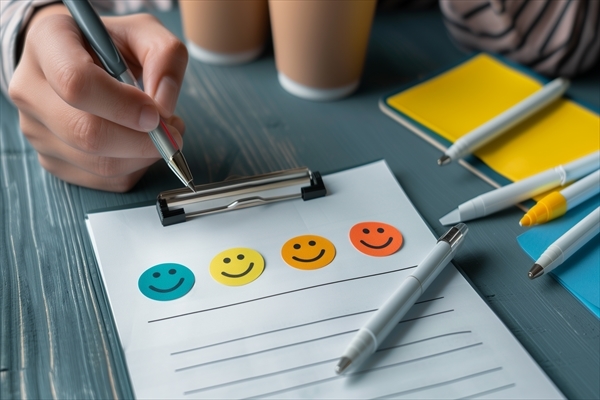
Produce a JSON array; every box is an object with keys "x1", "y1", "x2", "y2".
[{"x1": 62, "y1": 0, "x2": 195, "y2": 192}]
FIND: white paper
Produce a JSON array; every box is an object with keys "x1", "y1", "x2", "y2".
[{"x1": 86, "y1": 160, "x2": 563, "y2": 399}]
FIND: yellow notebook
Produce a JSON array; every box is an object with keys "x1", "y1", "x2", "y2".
[{"x1": 379, "y1": 53, "x2": 599, "y2": 188}]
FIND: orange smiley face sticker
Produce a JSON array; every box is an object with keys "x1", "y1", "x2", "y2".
[
  {"x1": 281, "y1": 235, "x2": 336, "y2": 270},
  {"x1": 349, "y1": 222, "x2": 403, "y2": 257}
]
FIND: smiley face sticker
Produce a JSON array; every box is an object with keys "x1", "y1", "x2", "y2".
[
  {"x1": 138, "y1": 263, "x2": 195, "y2": 301},
  {"x1": 281, "y1": 235, "x2": 336, "y2": 270},
  {"x1": 349, "y1": 222, "x2": 403, "y2": 257},
  {"x1": 210, "y1": 248, "x2": 265, "y2": 286}
]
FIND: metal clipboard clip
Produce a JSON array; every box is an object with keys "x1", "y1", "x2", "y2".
[{"x1": 156, "y1": 167, "x2": 326, "y2": 226}]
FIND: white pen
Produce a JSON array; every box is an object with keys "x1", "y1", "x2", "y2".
[
  {"x1": 438, "y1": 78, "x2": 570, "y2": 166},
  {"x1": 439, "y1": 151, "x2": 600, "y2": 225},
  {"x1": 520, "y1": 169, "x2": 600, "y2": 226},
  {"x1": 335, "y1": 223, "x2": 468, "y2": 375},
  {"x1": 528, "y1": 206, "x2": 600, "y2": 279}
]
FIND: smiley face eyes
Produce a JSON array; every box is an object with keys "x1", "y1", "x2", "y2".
[
  {"x1": 223, "y1": 254, "x2": 245, "y2": 263},
  {"x1": 293, "y1": 240, "x2": 316, "y2": 249},
  {"x1": 152, "y1": 269, "x2": 177, "y2": 278},
  {"x1": 362, "y1": 228, "x2": 385, "y2": 234}
]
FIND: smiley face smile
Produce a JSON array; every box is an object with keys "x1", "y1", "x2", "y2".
[
  {"x1": 221, "y1": 262, "x2": 254, "y2": 278},
  {"x1": 149, "y1": 278, "x2": 185, "y2": 293},
  {"x1": 292, "y1": 249, "x2": 325, "y2": 262},
  {"x1": 359, "y1": 237, "x2": 393, "y2": 249}
]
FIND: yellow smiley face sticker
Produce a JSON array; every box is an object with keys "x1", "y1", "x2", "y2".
[
  {"x1": 281, "y1": 235, "x2": 336, "y2": 270},
  {"x1": 209, "y1": 248, "x2": 265, "y2": 286}
]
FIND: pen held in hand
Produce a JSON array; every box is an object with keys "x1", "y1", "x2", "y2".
[
  {"x1": 438, "y1": 77, "x2": 570, "y2": 166},
  {"x1": 335, "y1": 223, "x2": 468, "y2": 375},
  {"x1": 62, "y1": 0, "x2": 195, "y2": 192}
]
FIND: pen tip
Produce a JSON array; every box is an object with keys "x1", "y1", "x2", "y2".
[
  {"x1": 528, "y1": 264, "x2": 544, "y2": 280},
  {"x1": 519, "y1": 214, "x2": 532, "y2": 227},
  {"x1": 437, "y1": 155, "x2": 451, "y2": 166},
  {"x1": 335, "y1": 357, "x2": 352, "y2": 375},
  {"x1": 439, "y1": 209, "x2": 461, "y2": 226},
  {"x1": 187, "y1": 181, "x2": 196, "y2": 193}
]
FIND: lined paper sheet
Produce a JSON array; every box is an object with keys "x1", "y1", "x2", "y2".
[{"x1": 86, "y1": 161, "x2": 563, "y2": 399}]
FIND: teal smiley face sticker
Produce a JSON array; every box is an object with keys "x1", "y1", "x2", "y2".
[{"x1": 138, "y1": 263, "x2": 195, "y2": 301}]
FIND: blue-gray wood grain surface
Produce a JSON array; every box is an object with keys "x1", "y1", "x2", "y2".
[{"x1": 1, "y1": 6, "x2": 598, "y2": 399}]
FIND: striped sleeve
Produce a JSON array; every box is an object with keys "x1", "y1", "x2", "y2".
[
  {"x1": 1, "y1": 0, "x2": 59, "y2": 98},
  {"x1": 0, "y1": 0, "x2": 173, "y2": 100},
  {"x1": 439, "y1": 0, "x2": 600, "y2": 77}
]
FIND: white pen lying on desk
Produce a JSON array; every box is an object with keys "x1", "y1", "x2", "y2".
[
  {"x1": 438, "y1": 77, "x2": 570, "y2": 166},
  {"x1": 335, "y1": 223, "x2": 468, "y2": 375},
  {"x1": 439, "y1": 151, "x2": 600, "y2": 225},
  {"x1": 529, "y1": 206, "x2": 600, "y2": 279}
]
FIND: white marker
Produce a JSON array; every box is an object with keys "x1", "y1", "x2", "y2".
[
  {"x1": 438, "y1": 78, "x2": 570, "y2": 165},
  {"x1": 528, "y1": 206, "x2": 600, "y2": 279},
  {"x1": 439, "y1": 151, "x2": 600, "y2": 225}
]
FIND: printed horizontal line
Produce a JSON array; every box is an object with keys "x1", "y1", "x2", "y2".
[
  {"x1": 248, "y1": 342, "x2": 484, "y2": 399},
  {"x1": 459, "y1": 383, "x2": 516, "y2": 399},
  {"x1": 377, "y1": 330, "x2": 471, "y2": 353},
  {"x1": 171, "y1": 297, "x2": 445, "y2": 356},
  {"x1": 375, "y1": 366, "x2": 503, "y2": 398},
  {"x1": 181, "y1": 331, "x2": 477, "y2": 397},
  {"x1": 171, "y1": 309, "x2": 376, "y2": 356},
  {"x1": 175, "y1": 330, "x2": 356, "y2": 372},
  {"x1": 183, "y1": 358, "x2": 339, "y2": 395},
  {"x1": 149, "y1": 266, "x2": 417, "y2": 323},
  {"x1": 174, "y1": 308, "x2": 455, "y2": 373}
]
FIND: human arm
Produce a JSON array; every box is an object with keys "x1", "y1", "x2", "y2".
[{"x1": 2, "y1": 1, "x2": 188, "y2": 192}]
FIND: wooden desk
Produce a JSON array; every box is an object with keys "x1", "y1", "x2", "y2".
[{"x1": 1, "y1": 6, "x2": 598, "y2": 399}]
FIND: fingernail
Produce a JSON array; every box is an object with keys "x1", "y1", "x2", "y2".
[
  {"x1": 155, "y1": 76, "x2": 178, "y2": 116},
  {"x1": 139, "y1": 105, "x2": 159, "y2": 131}
]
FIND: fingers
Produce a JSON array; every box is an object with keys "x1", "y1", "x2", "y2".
[
  {"x1": 27, "y1": 14, "x2": 162, "y2": 132},
  {"x1": 38, "y1": 154, "x2": 150, "y2": 193},
  {"x1": 104, "y1": 14, "x2": 189, "y2": 117},
  {"x1": 12, "y1": 67, "x2": 180, "y2": 159},
  {"x1": 8, "y1": 11, "x2": 189, "y2": 192}
]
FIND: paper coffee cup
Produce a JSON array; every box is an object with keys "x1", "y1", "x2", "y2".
[
  {"x1": 179, "y1": 0, "x2": 269, "y2": 65},
  {"x1": 269, "y1": 0, "x2": 376, "y2": 101}
]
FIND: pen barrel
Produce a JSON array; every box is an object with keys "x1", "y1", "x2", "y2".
[
  {"x1": 449, "y1": 78, "x2": 569, "y2": 159},
  {"x1": 456, "y1": 151, "x2": 599, "y2": 221},
  {"x1": 149, "y1": 122, "x2": 179, "y2": 159},
  {"x1": 366, "y1": 276, "x2": 423, "y2": 347},
  {"x1": 63, "y1": 0, "x2": 127, "y2": 78},
  {"x1": 539, "y1": 207, "x2": 600, "y2": 272},
  {"x1": 117, "y1": 68, "x2": 181, "y2": 159},
  {"x1": 562, "y1": 170, "x2": 600, "y2": 211},
  {"x1": 462, "y1": 169, "x2": 562, "y2": 219},
  {"x1": 563, "y1": 151, "x2": 600, "y2": 183}
]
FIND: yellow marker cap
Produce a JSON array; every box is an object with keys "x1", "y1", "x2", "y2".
[{"x1": 520, "y1": 191, "x2": 568, "y2": 226}]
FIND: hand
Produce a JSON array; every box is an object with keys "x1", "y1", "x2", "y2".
[{"x1": 8, "y1": 4, "x2": 189, "y2": 192}]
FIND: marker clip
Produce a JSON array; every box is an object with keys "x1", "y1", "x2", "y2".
[{"x1": 156, "y1": 167, "x2": 327, "y2": 226}]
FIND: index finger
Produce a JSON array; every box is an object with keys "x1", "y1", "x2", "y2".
[
  {"x1": 105, "y1": 14, "x2": 189, "y2": 117},
  {"x1": 32, "y1": 14, "x2": 161, "y2": 132}
]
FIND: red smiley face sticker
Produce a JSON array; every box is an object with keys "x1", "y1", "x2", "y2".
[{"x1": 349, "y1": 222, "x2": 403, "y2": 257}]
